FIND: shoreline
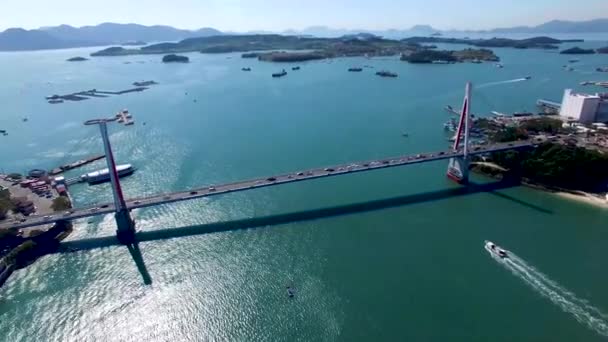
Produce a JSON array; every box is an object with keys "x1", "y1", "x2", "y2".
[
  {"x1": 471, "y1": 166, "x2": 608, "y2": 209},
  {"x1": 520, "y1": 180, "x2": 608, "y2": 209}
]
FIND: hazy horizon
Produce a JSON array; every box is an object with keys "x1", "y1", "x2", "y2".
[{"x1": 1, "y1": 0, "x2": 607, "y2": 32}]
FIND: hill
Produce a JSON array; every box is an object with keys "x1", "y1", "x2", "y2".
[
  {"x1": 0, "y1": 28, "x2": 98, "y2": 51},
  {"x1": 488, "y1": 19, "x2": 608, "y2": 34},
  {"x1": 0, "y1": 23, "x2": 224, "y2": 51}
]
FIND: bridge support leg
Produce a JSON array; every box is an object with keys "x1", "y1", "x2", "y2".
[
  {"x1": 115, "y1": 209, "x2": 136, "y2": 244},
  {"x1": 447, "y1": 81, "x2": 472, "y2": 185},
  {"x1": 447, "y1": 157, "x2": 469, "y2": 184}
]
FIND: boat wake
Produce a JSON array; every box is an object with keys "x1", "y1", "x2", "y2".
[
  {"x1": 487, "y1": 245, "x2": 608, "y2": 337},
  {"x1": 477, "y1": 78, "x2": 528, "y2": 89}
]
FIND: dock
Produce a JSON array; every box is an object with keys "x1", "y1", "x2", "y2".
[
  {"x1": 49, "y1": 155, "x2": 105, "y2": 176},
  {"x1": 536, "y1": 99, "x2": 561, "y2": 114}
]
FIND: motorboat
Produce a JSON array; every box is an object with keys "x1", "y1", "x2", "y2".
[
  {"x1": 272, "y1": 69, "x2": 287, "y2": 78},
  {"x1": 286, "y1": 286, "x2": 295, "y2": 298},
  {"x1": 524, "y1": 76, "x2": 532, "y2": 80},
  {"x1": 485, "y1": 241, "x2": 508, "y2": 259}
]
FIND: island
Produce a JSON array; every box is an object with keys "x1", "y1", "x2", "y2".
[
  {"x1": 257, "y1": 51, "x2": 327, "y2": 62},
  {"x1": 400, "y1": 36, "x2": 580, "y2": 50},
  {"x1": 162, "y1": 54, "x2": 189, "y2": 63},
  {"x1": 241, "y1": 52, "x2": 260, "y2": 58},
  {"x1": 560, "y1": 47, "x2": 596, "y2": 54},
  {"x1": 401, "y1": 48, "x2": 498, "y2": 63},
  {"x1": 89, "y1": 34, "x2": 457, "y2": 62},
  {"x1": 597, "y1": 46, "x2": 608, "y2": 54},
  {"x1": 66, "y1": 56, "x2": 88, "y2": 62}
]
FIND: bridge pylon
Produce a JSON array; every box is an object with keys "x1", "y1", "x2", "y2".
[
  {"x1": 85, "y1": 117, "x2": 136, "y2": 244},
  {"x1": 446, "y1": 82, "x2": 472, "y2": 184}
]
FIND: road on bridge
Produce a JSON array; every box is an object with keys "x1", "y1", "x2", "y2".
[{"x1": 0, "y1": 140, "x2": 537, "y2": 230}]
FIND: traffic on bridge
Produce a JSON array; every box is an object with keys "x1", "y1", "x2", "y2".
[{"x1": 1, "y1": 140, "x2": 536, "y2": 231}]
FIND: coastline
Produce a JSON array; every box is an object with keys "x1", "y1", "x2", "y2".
[
  {"x1": 471, "y1": 165, "x2": 608, "y2": 209},
  {"x1": 520, "y1": 180, "x2": 608, "y2": 209}
]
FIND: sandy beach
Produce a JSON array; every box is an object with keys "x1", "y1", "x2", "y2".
[{"x1": 553, "y1": 191, "x2": 608, "y2": 209}]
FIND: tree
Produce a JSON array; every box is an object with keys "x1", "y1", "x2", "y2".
[
  {"x1": 520, "y1": 118, "x2": 563, "y2": 135},
  {"x1": 491, "y1": 127, "x2": 529, "y2": 142},
  {"x1": 51, "y1": 197, "x2": 71, "y2": 212}
]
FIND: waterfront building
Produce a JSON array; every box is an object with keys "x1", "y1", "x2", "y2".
[{"x1": 560, "y1": 89, "x2": 608, "y2": 124}]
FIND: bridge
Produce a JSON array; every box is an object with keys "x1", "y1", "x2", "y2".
[
  {"x1": 0, "y1": 140, "x2": 535, "y2": 231},
  {"x1": 1, "y1": 82, "x2": 538, "y2": 242}
]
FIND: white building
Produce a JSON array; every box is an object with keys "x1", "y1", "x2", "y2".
[{"x1": 559, "y1": 89, "x2": 608, "y2": 124}]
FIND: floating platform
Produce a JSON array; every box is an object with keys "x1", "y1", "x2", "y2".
[{"x1": 46, "y1": 87, "x2": 149, "y2": 104}]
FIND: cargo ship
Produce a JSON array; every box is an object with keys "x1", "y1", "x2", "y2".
[{"x1": 81, "y1": 164, "x2": 135, "y2": 185}]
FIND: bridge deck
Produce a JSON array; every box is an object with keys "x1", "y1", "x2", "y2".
[{"x1": 0, "y1": 141, "x2": 535, "y2": 230}]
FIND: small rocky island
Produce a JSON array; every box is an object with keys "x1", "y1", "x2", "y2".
[
  {"x1": 560, "y1": 47, "x2": 596, "y2": 54},
  {"x1": 66, "y1": 56, "x2": 88, "y2": 62},
  {"x1": 162, "y1": 54, "x2": 189, "y2": 63}
]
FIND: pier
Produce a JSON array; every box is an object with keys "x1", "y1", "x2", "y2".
[
  {"x1": 537, "y1": 99, "x2": 561, "y2": 114},
  {"x1": 49, "y1": 155, "x2": 105, "y2": 176}
]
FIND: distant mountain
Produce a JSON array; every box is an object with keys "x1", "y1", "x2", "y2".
[
  {"x1": 2, "y1": 18, "x2": 606, "y2": 52},
  {"x1": 281, "y1": 25, "x2": 441, "y2": 39},
  {"x1": 487, "y1": 19, "x2": 608, "y2": 34},
  {"x1": 0, "y1": 28, "x2": 99, "y2": 51},
  {"x1": 0, "y1": 23, "x2": 224, "y2": 51},
  {"x1": 41, "y1": 23, "x2": 222, "y2": 44}
]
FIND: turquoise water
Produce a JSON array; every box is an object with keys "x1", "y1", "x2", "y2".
[{"x1": 0, "y1": 42, "x2": 607, "y2": 341}]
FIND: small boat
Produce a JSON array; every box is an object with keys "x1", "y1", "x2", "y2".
[
  {"x1": 48, "y1": 99, "x2": 64, "y2": 104},
  {"x1": 241, "y1": 67, "x2": 251, "y2": 71},
  {"x1": 286, "y1": 286, "x2": 295, "y2": 298},
  {"x1": 524, "y1": 76, "x2": 532, "y2": 80},
  {"x1": 568, "y1": 59, "x2": 580, "y2": 63},
  {"x1": 376, "y1": 71, "x2": 398, "y2": 78},
  {"x1": 401, "y1": 132, "x2": 409, "y2": 137},
  {"x1": 471, "y1": 59, "x2": 482, "y2": 64},
  {"x1": 272, "y1": 69, "x2": 287, "y2": 78},
  {"x1": 597, "y1": 67, "x2": 608, "y2": 72},
  {"x1": 431, "y1": 60, "x2": 450, "y2": 64},
  {"x1": 484, "y1": 241, "x2": 508, "y2": 259},
  {"x1": 22, "y1": 117, "x2": 28, "y2": 122},
  {"x1": 495, "y1": 63, "x2": 504, "y2": 68},
  {"x1": 292, "y1": 66, "x2": 300, "y2": 71},
  {"x1": 125, "y1": 121, "x2": 135, "y2": 126},
  {"x1": 348, "y1": 67, "x2": 363, "y2": 72}
]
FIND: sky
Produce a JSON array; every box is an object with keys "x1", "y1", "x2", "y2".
[{"x1": 1, "y1": 0, "x2": 607, "y2": 32}]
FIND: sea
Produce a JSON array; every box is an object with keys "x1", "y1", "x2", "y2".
[{"x1": 0, "y1": 36, "x2": 607, "y2": 341}]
